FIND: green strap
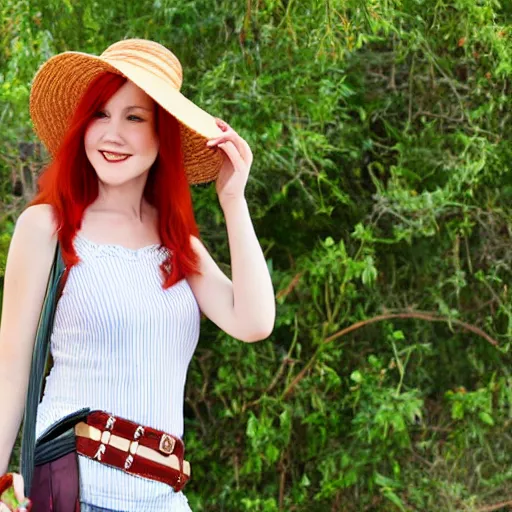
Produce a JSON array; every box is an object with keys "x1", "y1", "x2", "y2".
[{"x1": 20, "y1": 243, "x2": 65, "y2": 496}]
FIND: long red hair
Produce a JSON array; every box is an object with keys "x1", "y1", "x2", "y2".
[{"x1": 31, "y1": 72, "x2": 200, "y2": 288}]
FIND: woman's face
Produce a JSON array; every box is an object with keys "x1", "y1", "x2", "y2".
[{"x1": 84, "y1": 80, "x2": 159, "y2": 186}]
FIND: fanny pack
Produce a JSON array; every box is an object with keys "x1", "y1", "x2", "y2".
[{"x1": 31, "y1": 409, "x2": 190, "y2": 511}]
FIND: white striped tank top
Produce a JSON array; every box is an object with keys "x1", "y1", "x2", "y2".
[{"x1": 35, "y1": 234, "x2": 199, "y2": 511}]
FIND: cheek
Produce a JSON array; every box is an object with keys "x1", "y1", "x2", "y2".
[
  {"x1": 84, "y1": 123, "x2": 99, "y2": 152},
  {"x1": 135, "y1": 128, "x2": 159, "y2": 156}
]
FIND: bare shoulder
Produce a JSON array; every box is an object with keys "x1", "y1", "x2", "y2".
[
  {"x1": 187, "y1": 234, "x2": 228, "y2": 282},
  {"x1": 15, "y1": 204, "x2": 58, "y2": 238},
  {"x1": 3, "y1": 203, "x2": 58, "y2": 314},
  {"x1": 8, "y1": 204, "x2": 58, "y2": 273},
  {"x1": 189, "y1": 234, "x2": 206, "y2": 254},
  {"x1": 188, "y1": 235, "x2": 216, "y2": 269}
]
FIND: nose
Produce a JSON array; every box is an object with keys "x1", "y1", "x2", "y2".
[{"x1": 100, "y1": 117, "x2": 126, "y2": 146}]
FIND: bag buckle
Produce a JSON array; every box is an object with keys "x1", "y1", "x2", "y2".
[{"x1": 159, "y1": 433, "x2": 176, "y2": 455}]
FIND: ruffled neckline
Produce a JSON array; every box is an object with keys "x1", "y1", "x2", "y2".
[{"x1": 74, "y1": 234, "x2": 169, "y2": 261}]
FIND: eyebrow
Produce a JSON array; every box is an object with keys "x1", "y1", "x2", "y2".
[{"x1": 124, "y1": 105, "x2": 152, "y2": 112}]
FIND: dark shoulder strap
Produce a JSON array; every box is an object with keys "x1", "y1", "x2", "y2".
[{"x1": 20, "y1": 242, "x2": 65, "y2": 496}]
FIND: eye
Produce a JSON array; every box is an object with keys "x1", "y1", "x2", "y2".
[
  {"x1": 128, "y1": 115, "x2": 144, "y2": 122},
  {"x1": 93, "y1": 110, "x2": 107, "y2": 118}
]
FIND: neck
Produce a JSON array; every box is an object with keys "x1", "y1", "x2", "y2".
[{"x1": 95, "y1": 174, "x2": 149, "y2": 221}]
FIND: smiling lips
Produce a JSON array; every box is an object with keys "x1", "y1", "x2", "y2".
[{"x1": 100, "y1": 150, "x2": 131, "y2": 162}]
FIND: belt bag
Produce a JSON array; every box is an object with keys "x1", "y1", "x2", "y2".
[
  {"x1": 30, "y1": 408, "x2": 191, "y2": 511},
  {"x1": 75, "y1": 411, "x2": 190, "y2": 492},
  {"x1": 34, "y1": 409, "x2": 190, "y2": 492}
]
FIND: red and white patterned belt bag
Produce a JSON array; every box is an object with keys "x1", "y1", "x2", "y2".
[{"x1": 75, "y1": 411, "x2": 190, "y2": 492}]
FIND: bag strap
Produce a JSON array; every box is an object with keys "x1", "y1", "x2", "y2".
[{"x1": 20, "y1": 242, "x2": 65, "y2": 496}]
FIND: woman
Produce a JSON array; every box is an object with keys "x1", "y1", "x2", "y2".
[{"x1": 0, "y1": 39, "x2": 275, "y2": 511}]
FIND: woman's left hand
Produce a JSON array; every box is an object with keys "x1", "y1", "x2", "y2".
[{"x1": 207, "y1": 118, "x2": 253, "y2": 207}]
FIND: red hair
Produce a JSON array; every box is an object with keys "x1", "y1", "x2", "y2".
[{"x1": 31, "y1": 72, "x2": 200, "y2": 288}]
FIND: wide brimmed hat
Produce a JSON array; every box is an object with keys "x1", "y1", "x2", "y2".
[{"x1": 30, "y1": 39, "x2": 224, "y2": 184}]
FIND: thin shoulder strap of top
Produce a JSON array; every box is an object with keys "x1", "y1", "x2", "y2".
[{"x1": 20, "y1": 242, "x2": 65, "y2": 496}]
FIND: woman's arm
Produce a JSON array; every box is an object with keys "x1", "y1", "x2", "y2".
[
  {"x1": 189, "y1": 199, "x2": 275, "y2": 342},
  {"x1": 187, "y1": 119, "x2": 275, "y2": 342},
  {"x1": 0, "y1": 205, "x2": 57, "y2": 474}
]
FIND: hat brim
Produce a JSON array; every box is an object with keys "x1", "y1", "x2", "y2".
[{"x1": 30, "y1": 52, "x2": 224, "y2": 184}]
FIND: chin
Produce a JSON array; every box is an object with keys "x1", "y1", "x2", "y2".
[
  {"x1": 97, "y1": 174, "x2": 141, "y2": 187},
  {"x1": 91, "y1": 159, "x2": 151, "y2": 186}
]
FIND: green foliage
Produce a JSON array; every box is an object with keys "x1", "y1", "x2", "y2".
[{"x1": 2, "y1": 0, "x2": 512, "y2": 510}]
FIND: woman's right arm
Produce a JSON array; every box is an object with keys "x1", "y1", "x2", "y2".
[{"x1": 0, "y1": 204, "x2": 57, "y2": 474}]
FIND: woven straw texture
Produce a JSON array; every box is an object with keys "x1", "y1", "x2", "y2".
[{"x1": 30, "y1": 39, "x2": 224, "y2": 185}]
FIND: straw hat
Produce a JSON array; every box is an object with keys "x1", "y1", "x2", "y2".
[{"x1": 30, "y1": 39, "x2": 224, "y2": 184}]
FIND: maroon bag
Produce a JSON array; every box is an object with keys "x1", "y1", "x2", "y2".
[
  {"x1": 29, "y1": 408, "x2": 90, "y2": 512},
  {"x1": 30, "y1": 453, "x2": 80, "y2": 512}
]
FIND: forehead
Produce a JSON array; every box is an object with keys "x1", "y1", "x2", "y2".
[{"x1": 104, "y1": 80, "x2": 154, "y2": 109}]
